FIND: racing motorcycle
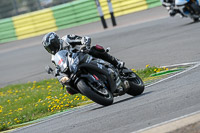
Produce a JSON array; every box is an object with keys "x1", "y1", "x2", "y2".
[
  {"x1": 46, "y1": 46, "x2": 145, "y2": 106},
  {"x1": 162, "y1": 0, "x2": 200, "y2": 22}
]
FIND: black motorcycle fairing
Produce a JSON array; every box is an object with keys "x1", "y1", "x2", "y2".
[
  {"x1": 77, "y1": 52, "x2": 93, "y2": 64},
  {"x1": 77, "y1": 62, "x2": 117, "y2": 93}
]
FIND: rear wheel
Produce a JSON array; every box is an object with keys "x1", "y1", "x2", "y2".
[
  {"x1": 77, "y1": 79, "x2": 113, "y2": 106},
  {"x1": 126, "y1": 73, "x2": 145, "y2": 96},
  {"x1": 193, "y1": 18, "x2": 199, "y2": 22}
]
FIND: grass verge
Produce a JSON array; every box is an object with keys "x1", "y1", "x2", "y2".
[{"x1": 0, "y1": 66, "x2": 167, "y2": 131}]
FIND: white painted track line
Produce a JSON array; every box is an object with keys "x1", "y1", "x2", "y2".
[
  {"x1": 134, "y1": 61, "x2": 200, "y2": 133},
  {"x1": 134, "y1": 110, "x2": 200, "y2": 133}
]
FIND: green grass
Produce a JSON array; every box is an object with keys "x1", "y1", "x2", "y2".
[{"x1": 0, "y1": 66, "x2": 165, "y2": 131}]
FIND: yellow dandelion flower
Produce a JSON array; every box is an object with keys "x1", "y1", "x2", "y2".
[
  {"x1": 46, "y1": 96, "x2": 52, "y2": 99},
  {"x1": 156, "y1": 69, "x2": 161, "y2": 73},
  {"x1": 7, "y1": 90, "x2": 13, "y2": 94},
  {"x1": 42, "y1": 103, "x2": 46, "y2": 106},
  {"x1": 131, "y1": 69, "x2": 136, "y2": 72},
  {"x1": 7, "y1": 122, "x2": 11, "y2": 125},
  {"x1": 0, "y1": 110, "x2": 2, "y2": 113},
  {"x1": 14, "y1": 118, "x2": 18, "y2": 121},
  {"x1": 18, "y1": 108, "x2": 23, "y2": 111},
  {"x1": 82, "y1": 96, "x2": 85, "y2": 100},
  {"x1": 146, "y1": 64, "x2": 150, "y2": 68},
  {"x1": 38, "y1": 99, "x2": 42, "y2": 102},
  {"x1": 56, "y1": 99, "x2": 60, "y2": 103},
  {"x1": 8, "y1": 112, "x2": 12, "y2": 115},
  {"x1": 7, "y1": 100, "x2": 11, "y2": 103},
  {"x1": 35, "y1": 104, "x2": 38, "y2": 107},
  {"x1": 47, "y1": 86, "x2": 51, "y2": 88}
]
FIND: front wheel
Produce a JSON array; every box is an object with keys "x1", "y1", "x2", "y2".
[
  {"x1": 126, "y1": 73, "x2": 145, "y2": 96},
  {"x1": 77, "y1": 79, "x2": 113, "y2": 106}
]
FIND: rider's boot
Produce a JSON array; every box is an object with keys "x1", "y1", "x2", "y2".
[
  {"x1": 169, "y1": 9, "x2": 177, "y2": 16},
  {"x1": 103, "y1": 52, "x2": 125, "y2": 69},
  {"x1": 169, "y1": 9, "x2": 185, "y2": 17},
  {"x1": 90, "y1": 45, "x2": 125, "y2": 69},
  {"x1": 116, "y1": 60, "x2": 125, "y2": 69}
]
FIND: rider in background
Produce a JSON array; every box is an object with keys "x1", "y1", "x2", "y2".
[{"x1": 42, "y1": 32, "x2": 124, "y2": 94}]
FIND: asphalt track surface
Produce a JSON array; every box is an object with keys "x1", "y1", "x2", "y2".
[{"x1": 1, "y1": 7, "x2": 200, "y2": 133}]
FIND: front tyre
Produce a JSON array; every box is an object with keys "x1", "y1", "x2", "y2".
[
  {"x1": 126, "y1": 73, "x2": 145, "y2": 96},
  {"x1": 77, "y1": 79, "x2": 113, "y2": 106}
]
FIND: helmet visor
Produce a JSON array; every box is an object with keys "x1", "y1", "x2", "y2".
[{"x1": 44, "y1": 39, "x2": 60, "y2": 54}]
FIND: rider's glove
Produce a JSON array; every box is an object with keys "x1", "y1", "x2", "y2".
[
  {"x1": 81, "y1": 36, "x2": 91, "y2": 49},
  {"x1": 117, "y1": 60, "x2": 125, "y2": 69},
  {"x1": 59, "y1": 76, "x2": 70, "y2": 84}
]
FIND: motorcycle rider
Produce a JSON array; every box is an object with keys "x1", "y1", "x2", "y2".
[{"x1": 42, "y1": 32, "x2": 125, "y2": 94}]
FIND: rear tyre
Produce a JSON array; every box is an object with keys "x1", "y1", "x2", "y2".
[
  {"x1": 193, "y1": 18, "x2": 199, "y2": 22},
  {"x1": 77, "y1": 79, "x2": 113, "y2": 106},
  {"x1": 126, "y1": 73, "x2": 145, "y2": 96}
]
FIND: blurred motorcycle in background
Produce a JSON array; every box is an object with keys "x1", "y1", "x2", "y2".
[{"x1": 161, "y1": 0, "x2": 200, "y2": 22}]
